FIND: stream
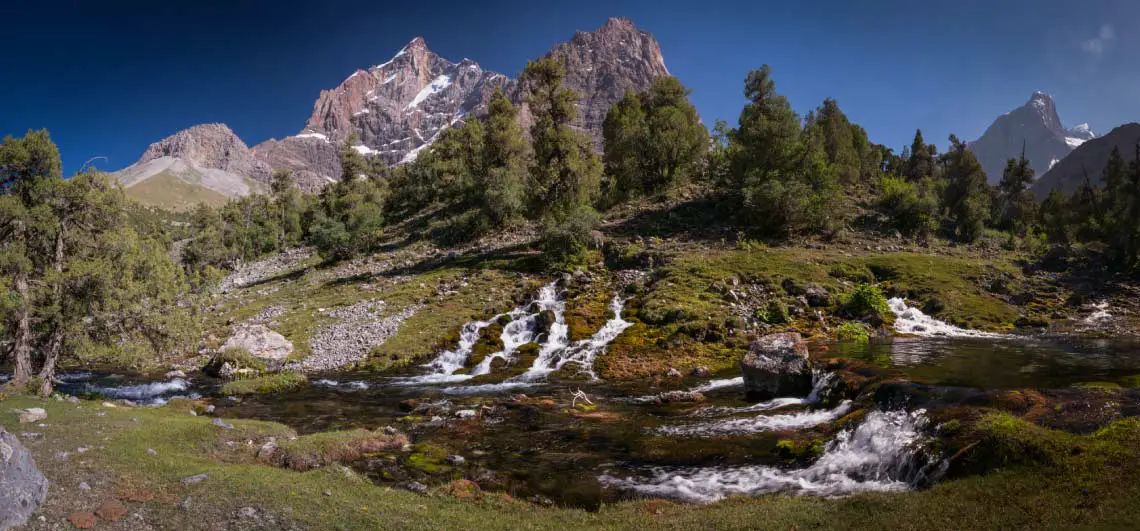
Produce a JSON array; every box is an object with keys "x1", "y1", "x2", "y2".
[{"x1": 16, "y1": 289, "x2": 1140, "y2": 509}]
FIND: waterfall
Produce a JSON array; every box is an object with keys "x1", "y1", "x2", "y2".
[
  {"x1": 469, "y1": 282, "x2": 563, "y2": 376},
  {"x1": 517, "y1": 294, "x2": 632, "y2": 381},
  {"x1": 601, "y1": 408, "x2": 938, "y2": 503},
  {"x1": 689, "y1": 371, "x2": 834, "y2": 417},
  {"x1": 691, "y1": 377, "x2": 745, "y2": 393},
  {"x1": 888, "y1": 298, "x2": 1004, "y2": 338}
]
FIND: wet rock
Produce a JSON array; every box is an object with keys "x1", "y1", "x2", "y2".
[
  {"x1": 653, "y1": 390, "x2": 706, "y2": 404},
  {"x1": 535, "y1": 309, "x2": 558, "y2": 337},
  {"x1": 445, "y1": 454, "x2": 466, "y2": 465},
  {"x1": 165, "y1": 370, "x2": 187, "y2": 379},
  {"x1": 690, "y1": 366, "x2": 711, "y2": 377},
  {"x1": 17, "y1": 408, "x2": 47, "y2": 424},
  {"x1": 741, "y1": 332, "x2": 813, "y2": 399},
  {"x1": 0, "y1": 427, "x2": 49, "y2": 530},
  {"x1": 222, "y1": 324, "x2": 294, "y2": 361},
  {"x1": 402, "y1": 481, "x2": 429, "y2": 495},
  {"x1": 805, "y1": 285, "x2": 831, "y2": 307},
  {"x1": 455, "y1": 409, "x2": 477, "y2": 419},
  {"x1": 664, "y1": 368, "x2": 682, "y2": 379}
]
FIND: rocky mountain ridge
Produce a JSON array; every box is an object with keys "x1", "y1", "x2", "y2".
[
  {"x1": 116, "y1": 17, "x2": 671, "y2": 202},
  {"x1": 968, "y1": 91, "x2": 1094, "y2": 184},
  {"x1": 1032, "y1": 122, "x2": 1140, "y2": 198}
]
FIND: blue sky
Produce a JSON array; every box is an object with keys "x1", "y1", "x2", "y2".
[{"x1": 2, "y1": 0, "x2": 1137, "y2": 175}]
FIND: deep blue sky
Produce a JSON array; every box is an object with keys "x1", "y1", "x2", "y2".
[{"x1": 3, "y1": 0, "x2": 1137, "y2": 175}]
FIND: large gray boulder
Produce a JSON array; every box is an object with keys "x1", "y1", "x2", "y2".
[
  {"x1": 222, "y1": 324, "x2": 293, "y2": 361},
  {"x1": 741, "y1": 332, "x2": 813, "y2": 399},
  {"x1": 0, "y1": 427, "x2": 49, "y2": 530}
]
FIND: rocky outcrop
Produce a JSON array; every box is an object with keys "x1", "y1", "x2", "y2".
[
  {"x1": 741, "y1": 332, "x2": 813, "y2": 399},
  {"x1": 222, "y1": 324, "x2": 294, "y2": 361},
  {"x1": 249, "y1": 136, "x2": 342, "y2": 191},
  {"x1": 113, "y1": 124, "x2": 270, "y2": 209},
  {"x1": 517, "y1": 17, "x2": 670, "y2": 149},
  {"x1": 0, "y1": 427, "x2": 49, "y2": 530},
  {"x1": 968, "y1": 91, "x2": 1093, "y2": 185},
  {"x1": 1033, "y1": 123, "x2": 1140, "y2": 199},
  {"x1": 294, "y1": 37, "x2": 513, "y2": 166}
]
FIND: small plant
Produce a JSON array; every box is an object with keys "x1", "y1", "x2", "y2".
[
  {"x1": 843, "y1": 283, "x2": 892, "y2": 324},
  {"x1": 834, "y1": 321, "x2": 870, "y2": 343},
  {"x1": 221, "y1": 372, "x2": 307, "y2": 395},
  {"x1": 757, "y1": 299, "x2": 790, "y2": 325}
]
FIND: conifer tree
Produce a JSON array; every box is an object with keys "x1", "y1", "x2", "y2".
[{"x1": 942, "y1": 134, "x2": 990, "y2": 243}]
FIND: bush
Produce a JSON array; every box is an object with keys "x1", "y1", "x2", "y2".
[
  {"x1": 874, "y1": 175, "x2": 937, "y2": 237},
  {"x1": 834, "y1": 322, "x2": 870, "y2": 343},
  {"x1": 540, "y1": 205, "x2": 601, "y2": 269},
  {"x1": 221, "y1": 372, "x2": 307, "y2": 395},
  {"x1": 757, "y1": 299, "x2": 790, "y2": 325},
  {"x1": 842, "y1": 283, "x2": 892, "y2": 324}
]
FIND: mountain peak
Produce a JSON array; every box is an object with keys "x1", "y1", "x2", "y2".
[
  {"x1": 970, "y1": 92, "x2": 1084, "y2": 185},
  {"x1": 1030, "y1": 90, "x2": 1052, "y2": 102},
  {"x1": 404, "y1": 36, "x2": 428, "y2": 52},
  {"x1": 602, "y1": 17, "x2": 637, "y2": 30}
]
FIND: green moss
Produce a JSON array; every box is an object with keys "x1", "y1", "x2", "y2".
[
  {"x1": 834, "y1": 322, "x2": 871, "y2": 343},
  {"x1": 405, "y1": 443, "x2": 452, "y2": 474},
  {"x1": 775, "y1": 438, "x2": 825, "y2": 460},
  {"x1": 1072, "y1": 381, "x2": 1123, "y2": 390},
  {"x1": 842, "y1": 283, "x2": 893, "y2": 324},
  {"x1": 221, "y1": 372, "x2": 307, "y2": 395},
  {"x1": 757, "y1": 299, "x2": 790, "y2": 325},
  {"x1": 210, "y1": 347, "x2": 267, "y2": 372}
]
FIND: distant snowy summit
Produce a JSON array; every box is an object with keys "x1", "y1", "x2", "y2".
[
  {"x1": 969, "y1": 91, "x2": 1094, "y2": 184},
  {"x1": 116, "y1": 17, "x2": 673, "y2": 205}
]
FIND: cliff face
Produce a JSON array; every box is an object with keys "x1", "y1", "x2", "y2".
[{"x1": 968, "y1": 91, "x2": 1093, "y2": 184}]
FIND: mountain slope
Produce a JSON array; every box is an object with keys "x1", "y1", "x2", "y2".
[
  {"x1": 968, "y1": 92, "x2": 1093, "y2": 184},
  {"x1": 114, "y1": 124, "x2": 268, "y2": 211},
  {"x1": 1032, "y1": 123, "x2": 1140, "y2": 198}
]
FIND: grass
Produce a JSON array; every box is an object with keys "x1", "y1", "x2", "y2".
[
  {"x1": 124, "y1": 170, "x2": 240, "y2": 212},
  {"x1": 3, "y1": 395, "x2": 1140, "y2": 529},
  {"x1": 267, "y1": 429, "x2": 410, "y2": 471},
  {"x1": 220, "y1": 372, "x2": 307, "y2": 395}
]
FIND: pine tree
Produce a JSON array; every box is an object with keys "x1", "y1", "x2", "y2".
[
  {"x1": 602, "y1": 90, "x2": 646, "y2": 200},
  {"x1": 996, "y1": 148, "x2": 1036, "y2": 236},
  {"x1": 480, "y1": 89, "x2": 528, "y2": 227},
  {"x1": 523, "y1": 57, "x2": 602, "y2": 216},
  {"x1": 906, "y1": 129, "x2": 934, "y2": 181},
  {"x1": 942, "y1": 134, "x2": 990, "y2": 243}
]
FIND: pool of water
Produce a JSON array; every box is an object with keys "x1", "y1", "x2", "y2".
[{"x1": 828, "y1": 335, "x2": 1140, "y2": 389}]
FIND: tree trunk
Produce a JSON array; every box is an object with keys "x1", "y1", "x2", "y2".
[
  {"x1": 36, "y1": 221, "x2": 66, "y2": 397},
  {"x1": 10, "y1": 271, "x2": 33, "y2": 388}
]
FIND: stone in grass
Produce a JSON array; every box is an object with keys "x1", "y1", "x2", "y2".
[
  {"x1": 68, "y1": 512, "x2": 97, "y2": 529},
  {"x1": 95, "y1": 499, "x2": 129, "y2": 522},
  {"x1": 740, "y1": 332, "x2": 813, "y2": 400},
  {"x1": 0, "y1": 427, "x2": 49, "y2": 530},
  {"x1": 212, "y1": 418, "x2": 235, "y2": 430},
  {"x1": 402, "y1": 481, "x2": 429, "y2": 495},
  {"x1": 182, "y1": 473, "x2": 209, "y2": 485},
  {"x1": 17, "y1": 408, "x2": 47, "y2": 424}
]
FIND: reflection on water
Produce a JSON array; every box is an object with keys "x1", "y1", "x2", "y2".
[{"x1": 828, "y1": 335, "x2": 1140, "y2": 388}]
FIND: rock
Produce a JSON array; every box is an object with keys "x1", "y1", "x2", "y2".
[
  {"x1": 95, "y1": 500, "x2": 129, "y2": 522},
  {"x1": 402, "y1": 481, "x2": 429, "y2": 495},
  {"x1": 782, "y1": 278, "x2": 806, "y2": 296},
  {"x1": 324, "y1": 489, "x2": 333, "y2": 497},
  {"x1": 257, "y1": 441, "x2": 279, "y2": 462},
  {"x1": 398, "y1": 399, "x2": 418, "y2": 412},
  {"x1": 0, "y1": 427, "x2": 49, "y2": 530},
  {"x1": 67, "y1": 395, "x2": 80, "y2": 404},
  {"x1": 181, "y1": 473, "x2": 209, "y2": 485},
  {"x1": 101, "y1": 402, "x2": 117, "y2": 408},
  {"x1": 529, "y1": 494, "x2": 555, "y2": 507},
  {"x1": 146, "y1": 448, "x2": 158, "y2": 456},
  {"x1": 534, "y1": 310, "x2": 557, "y2": 337},
  {"x1": 740, "y1": 332, "x2": 813, "y2": 399},
  {"x1": 454, "y1": 409, "x2": 477, "y2": 419},
  {"x1": 67, "y1": 512, "x2": 97, "y2": 529},
  {"x1": 204, "y1": 405, "x2": 216, "y2": 414},
  {"x1": 805, "y1": 285, "x2": 831, "y2": 307},
  {"x1": 690, "y1": 366, "x2": 711, "y2": 377},
  {"x1": 236, "y1": 506, "x2": 258, "y2": 519},
  {"x1": 222, "y1": 324, "x2": 294, "y2": 361},
  {"x1": 165, "y1": 370, "x2": 187, "y2": 379},
  {"x1": 664, "y1": 368, "x2": 682, "y2": 379},
  {"x1": 445, "y1": 455, "x2": 466, "y2": 465},
  {"x1": 17, "y1": 408, "x2": 47, "y2": 424},
  {"x1": 653, "y1": 390, "x2": 707, "y2": 404},
  {"x1": 78, "y1": 482, "x2": 91, "y2": 491},
  {"x1": 212, "y1": 418, "x2": 235, "y2": 430}
]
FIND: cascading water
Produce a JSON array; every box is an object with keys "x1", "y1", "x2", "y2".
[
  {"x1": 83, "y1": 378, "x2": 195, "y2": 406},
  {"x1": 691, "y1": 377, "x2": 745, "y2": 393},
  {"x1": 689, "y1": 371, "x2": 833, "y2": 417},
  {"x1": 469, "y1": 282, "x2": 563, "y2": 377},
  {"x1": 389, "y1": 315, "x2": 502, "y2": 385},
  {"x1": 888, "y1": 298, "x2": 1004, "y2": 338},
  {"x1": 517, "y1": 294, "x2": 632, "y2": 381},
  {"x1": 601, "y1": 408, "x2": 939, "y2": 503}
]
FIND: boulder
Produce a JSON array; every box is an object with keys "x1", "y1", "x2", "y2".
[
  {"x1": 741, "y1": 332, "x2": 813, "y2": 399},
  {"x1": 17, "y1": 408, "x2": 46, "y2": 424},
  {"x1": 0, "y1": 427, "x2": 49, "y2": 530},
  {"x1": 805, "y1": 285, "x2": 831, "y2": 307},
  {"x1": 221, "y1": 324, "x2": 293, "y2": 361},
  {"x1": 653, "y1": 390, "x2": 707, "y2": 404}
]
